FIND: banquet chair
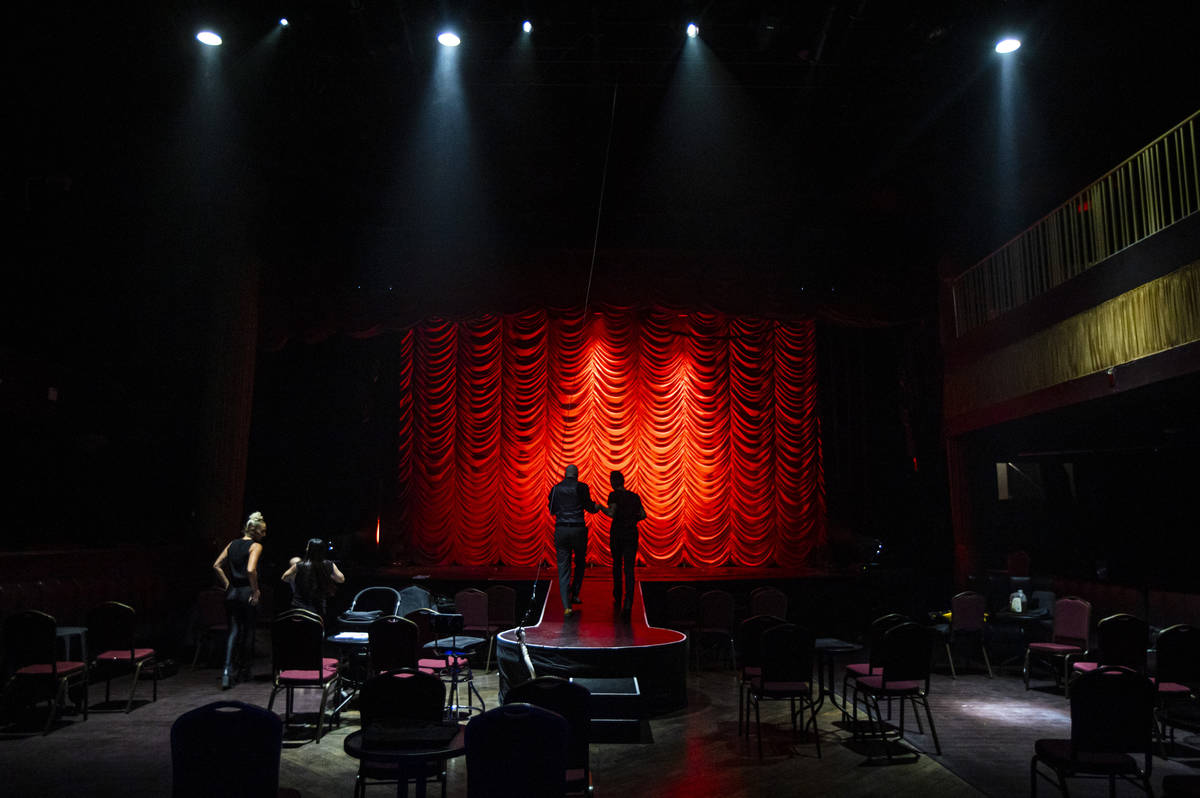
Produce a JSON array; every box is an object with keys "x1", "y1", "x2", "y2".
[
  {"x1": 339, "y1": 587, "x2": 403, "y2": 630},
  {"x1": 733, "y1": 614, "x2": 786, "y2": 734},
  {"x1": 485, "y1": 585, "x2": 518, "y2": 672},
  {"x1": 267, "y1": 610, "x2": 340, "y2": 742},
  {"x1": 367, "y1": 615, "x2": 420, "y2": 675},
  {"x1": 465, "y1": 702, "x2": 568, "y2": 798},
  {"x1": 355, "y1": 668, "x2": 448, "y2": 798},
  {"x1": 171, "y1": 701, "x2": 284, "y2": 798},
  {"x1": 695, "y1": 589, "x2": 736, "y2": 669},
  {"x1": 842, "y1": 612, "x2": 908, "y2": 718},
  {"x1": 455, "y1": 589, "x2": 490, "y2": 666},
  {"x1": 1, "y1": 609, "x2": 88, "y2": 734},
  {"x1": 505, "y1": 676, "x2": 593, "y2": 795},
  {"x1": 1030, "y1": 666, "x2": 1155, "y2": 796},
  {"x1": 1154, "y1": 624, "x2": 1200, "y2": 751},
  {"x1": 745, "y1": 623, "x2": 820, "y2": 759},
  {"x1": 86, "y1": 600, "x2": 158, "y2": 712},
  {"x1": 190, "y1": 588, "x2": 229, "y2": 668},
  {"x1": 934, "y1": 591, "x2": 992, "y2": 679},
  {"x1": 1025, "y1": 596, "x2": 1091, "y2": 694},
  {"x1": 1070, "y1": 613, "x2": 1148, "y2": 686},
  {"x1": 664, "y1": 585, "x2": 699, "y2": 639},
  {"x1": 749, "y1": 586, "x2": 788, "y2": 620},
  {"x1": 851, "y1": 621, "x2": 940, "y2": 760}
]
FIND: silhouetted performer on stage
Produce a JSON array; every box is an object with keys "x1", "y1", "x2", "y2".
[
  {"x1": 601, "y1": 470, "x2": 646, "y2": 620},
  {"x1": 281, "y1": 537, "x2": 346, "y2": 622},
  {"x1": 548, "y1": 464, "x2": 599, "y2": 616},
  {"x1": 213, "y1": 511, "x2": 267, "y2": 689}
]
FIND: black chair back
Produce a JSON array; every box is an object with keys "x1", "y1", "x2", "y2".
[
  {"x1": 486, "y1": 585, "x2": 517, "y2": 630},
  {"x1": 664, "y1": 586, "x2": 699, "y2": 631},
  {"x1": 505, "y1": 676, "x2": 591, "y2": 776},
  {"x1": 368, "y1": 615, "x2": 420, "y2": 673},
  {"x1": 171, "y1": 701, "x2": 282, "y2": 798},
  {"x1": 359, "y1": 668, "x2": 446, "y2": 726},
  {"x1": 1157, "y1": 624, "x2": 1200, "y2": 687},
  {"x1": 87, "y1": 601, "x2": 137, "y2": 658},
  {"x1": 1069, "y1": 666, "x2": 1155, "y2": 756},
  {"x1": 749, "y1": 587, "x2": 788, "y2": 620},
  {"x1": 866, "y1": 612, "x2": 909, "y2": 668},
  {"x1": 3, "y1": 609, "x2": 58, "y2": 674},
  {"x1": 1094, "y1": 613, "x2": 1149, "y2": 671},
  {"x1": 272, "y1": 612, "x2": 324, "y2": 675},
  {"x1": 735, "y1": 614, "x2": 786, "y2": 672},
  {"x1": 879, "y1": 622, "x2": 933, "y2": 686},
  {"x1": 760, "y1": 623, "x2": 815, "y2": 685},
  {"x1": 466, "y1": 702, "x2": 568, "y2": 798}
]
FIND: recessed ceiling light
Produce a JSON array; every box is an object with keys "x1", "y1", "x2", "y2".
[
  {"x1": 196, "y1": 31, "x2": 222, "y2": 46},
  {"x1": 995, "y1": 38, "x2": 1021, "y2": 54},
  {"x1": 438, "y1": 31, "x2": 461, "y2": 47}
]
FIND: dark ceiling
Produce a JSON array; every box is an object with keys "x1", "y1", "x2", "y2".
[{"x1": 7, "y1": 1, "x2": 1200, "y2": 345}]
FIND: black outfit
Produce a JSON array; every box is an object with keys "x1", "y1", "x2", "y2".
[
  {"x1": 223, "y1": 538, "x2": 257, "y2": 679},
  {"x1": 290, "y1": 560, "x2": 335, "y2": 620},
  {"x1": 548, "y1": 477, "x2": 598, "y2": 610},
  {"x1": 607, "y1": 487, "x2": 645, "y2": 612}
]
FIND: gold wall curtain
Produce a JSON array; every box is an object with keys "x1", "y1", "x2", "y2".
[{"x1": 945, "y1": 258, "x2": 1200, "y2": 418}]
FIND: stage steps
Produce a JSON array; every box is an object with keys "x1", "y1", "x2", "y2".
[{"x1": 572, "y1": 676, "x2": 644, "y2": 743}]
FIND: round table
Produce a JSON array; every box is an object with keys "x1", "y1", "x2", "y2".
[{"x1": 343, "y1": 724, "x2": 466, "y2": 798}]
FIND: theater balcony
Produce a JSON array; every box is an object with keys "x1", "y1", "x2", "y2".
[{"x1": 938, "y1": 108, "x2": 1200, "y2": 587}]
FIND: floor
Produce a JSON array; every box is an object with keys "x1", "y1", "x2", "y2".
[{"x1": 4, "y1": 639, "x2": 1200, "y2": 798}]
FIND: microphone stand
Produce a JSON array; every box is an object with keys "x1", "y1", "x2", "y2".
[{"x1": 516, "y1": 559, "x2": 543, "y2": 680}]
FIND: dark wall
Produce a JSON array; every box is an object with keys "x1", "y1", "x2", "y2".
[{"x1": 966, "y1": 370, "x2": 1200, "y2": 591}]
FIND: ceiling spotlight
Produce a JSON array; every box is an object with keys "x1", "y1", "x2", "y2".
[
  {"x1": 196, "y1": 31, "x2": 222, "y2": 46},
  {"x1": 279, "y1": 18, "x2": 289, "y2": 27},
  {"x1": 995, "y1": 37, "x2": 1021, "y2": 54},
  {"x1": 686, "y1": 22, "x2": 699, "y2": 39},
  {"x1": 523, "y1": 20, "x2": 532, "y2": 34},
  {"x1": 438, "y1": 31, "x2": 461, "y2": 47}
]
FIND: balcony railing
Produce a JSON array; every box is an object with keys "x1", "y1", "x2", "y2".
[{"x1": 951, "y1": 109, "x2": 1200, "y2": 337}]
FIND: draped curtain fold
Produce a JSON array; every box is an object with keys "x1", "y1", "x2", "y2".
[{"x1": 395, "y1": 305, "x2": 824, "y2": 567}]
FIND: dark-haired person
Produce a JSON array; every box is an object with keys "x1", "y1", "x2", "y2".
[
  {"x1": 281, "y1": 537, "x2": 346, "y2": 621},
  {"x1": 548, "y1": 464, "x2": 600, "y2": 616},
  {"x1": 213, "y1": 511, "x2": 267, "y2": 689},
  {"x1": 600, "y1": 470, "x2": 646, "y2": 621}
]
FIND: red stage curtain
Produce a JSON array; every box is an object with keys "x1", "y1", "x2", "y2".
[{"x1": 393, "y1": 306, "x2": 824, "y2": 567}]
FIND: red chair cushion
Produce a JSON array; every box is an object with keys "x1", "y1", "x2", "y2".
[
  {"x1": 856, "y1": 675, "x2": 922, "y2": 693},
  {"x1": 95, "y1": 648, "x2": 155, "y2": 662},
  {"x1": 844, "y1": 662, "x2": 881, "y2": 677},
  {"x1": 16, "y1": 661, "x2": 86, "y2": 676},
  {"x1": 279, "y1": 657, "x2": 339, "y2": 682},
  {"x1": 1158, "y1": 681, "x2": 1192, "y2": 695},
  {"x1": 1029, "y1": 642, "x2": 1083, "y2": 654}
]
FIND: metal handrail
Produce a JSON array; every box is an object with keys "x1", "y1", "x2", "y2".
[{"x1": 951, "y1": 109, "x2": 1200, "y2": 337}]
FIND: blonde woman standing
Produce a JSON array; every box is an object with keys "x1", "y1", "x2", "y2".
[{"x1": 213, "y1": 511, "x2": 267, "y2": 688}]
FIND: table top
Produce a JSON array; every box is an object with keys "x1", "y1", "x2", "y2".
[
  {"x1": 814, "y1": 637, "x2": 862, "y2": 653},
  {"x1": 344, "y1": 725, "x2": 466, "y2": 763},
  {"x1": 993, "y1": 610, "x2": 1050, "y2": 623}
]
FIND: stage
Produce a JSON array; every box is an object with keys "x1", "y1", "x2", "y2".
[{"x1": 493, "y1": 572, "x2": 689, "y2": 716}]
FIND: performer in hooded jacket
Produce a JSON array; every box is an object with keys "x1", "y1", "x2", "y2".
[{"x1": 547, "y1": 464, "x2": 599, "y2": 616}]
